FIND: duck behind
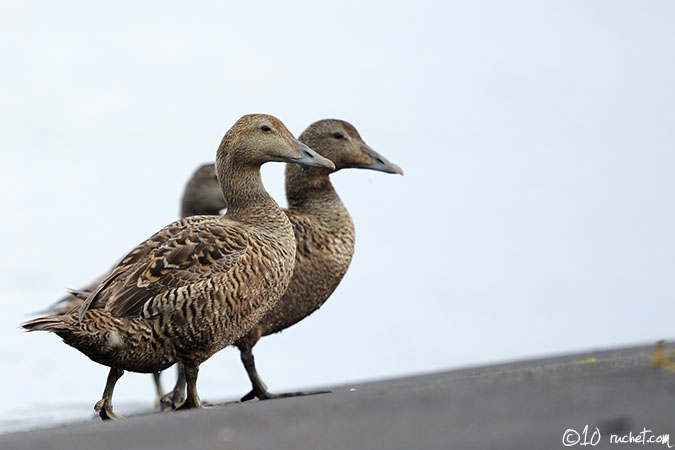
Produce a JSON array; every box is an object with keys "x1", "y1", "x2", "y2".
[
  {"x1": 22, "y1": 114, "x2": 335, "y2": 419},
  {"x1": 235, "y1": 119, "x2": 403, "y2": 401},
  {"x1": 180, "y1": 163, "x2": 227, "y2": 218}
]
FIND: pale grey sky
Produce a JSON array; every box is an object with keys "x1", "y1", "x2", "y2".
[{"x1": 1, "y1": 0, "x2": 674, "y2": 431}]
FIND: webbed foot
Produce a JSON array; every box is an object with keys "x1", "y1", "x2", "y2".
[
  {"x1": 94, "y1": 398, "x2": 123, "y2": 420},
  {"x1": 240, "y1": 387, "x2": 332, "y2": 402},
  {"x1": 94, "y1": 367, "x2": 124, "y2": 420},
  {"x1": 174, "y1": 395, "x2": 202, "y2": 410},
  {"x1": 160, "y1": 389, "x2": 188, "y2": 410}
]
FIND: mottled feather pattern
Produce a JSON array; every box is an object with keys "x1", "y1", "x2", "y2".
[
  {"x1": 59, "y1": 212, "x2": 296, "y2": 367},
  {"x1": 259, "y1": 203, "x2": 355, "y2": 336},
  {"x1": 23, "y1": 310, "x2": 175, "y2": 373},
  {"x1": 87, "y1": 217, "x2": 250, "y2": 318},
  {"x1": 236, "y1": 194, "x2": 355, "y2": 351}
]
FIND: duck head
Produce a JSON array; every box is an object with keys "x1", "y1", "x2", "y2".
[
  {"x1": 217, "y1": 114, "x2": 335, "y2": 171},
  {"x1": 298, "y1": 119, "x2": 403, "y2": 175},
  {"x1": 180, "y1": 163, "x2": 228, "y2": 217}
]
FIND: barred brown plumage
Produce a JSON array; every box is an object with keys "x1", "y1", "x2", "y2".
[{"x1": 21, "y1": 114, "x2": 335, "y2": 420}]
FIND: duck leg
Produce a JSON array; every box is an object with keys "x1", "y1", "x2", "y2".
[
  {"x1": 152, "y1": 371, "x2": 164, "y2": 408},
  {"x1": 239, "y1": 348, "x2": 331, "y2": 402},
  {"x1": 160, "y1": 364, "x2": 187, "y2": 410},
  {"x1": 176, "y1": 363, "x2": 201, "y2": 409},
  {"x1": 94, "y1": 368, "x2": 124, "y2": 420}
]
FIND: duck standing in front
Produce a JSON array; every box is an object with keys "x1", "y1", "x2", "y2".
[{"x1": 22, "y1": 114, "x2": 335, "y2": 419}]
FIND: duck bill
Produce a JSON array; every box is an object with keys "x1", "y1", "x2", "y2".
[
  {"x1": 286, "y1": 138, "x2": 336, "y2": 170},
  {"x1": 361, "y1": 145, "x2": 404, "y2": 175}
]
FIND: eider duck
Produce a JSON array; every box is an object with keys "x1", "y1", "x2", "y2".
[
  {"x1": 165, "y1": 119, "x2": 402, "y2": 406},
  {"x1": 22, "y1": 114, "x2": 335, "y2": 419}
]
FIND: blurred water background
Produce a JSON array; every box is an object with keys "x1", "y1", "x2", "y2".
[{"x1": 1, "y1": 0, "x2": 674, "y2": 433}]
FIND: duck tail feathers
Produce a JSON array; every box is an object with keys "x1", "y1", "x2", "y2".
[{"x1": 21, "y1": 316, "x2": 68, "y2": 333}]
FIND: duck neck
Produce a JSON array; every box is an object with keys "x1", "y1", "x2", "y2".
[
  {"x1": 285, "y1": 164, "x2": 341, "y2": 211},
  {"x1": 221, "y1": 162, "x2": 284, "y2": 225}
]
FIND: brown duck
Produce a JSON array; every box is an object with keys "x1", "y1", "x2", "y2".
[
  {"x1": 22, "y1": 114, "x2": 335, "y2": 419},
  {"x1": 166, "y1": 119, "x2": 402, "y2": 406}
]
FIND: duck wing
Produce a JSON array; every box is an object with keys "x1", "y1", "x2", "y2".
[{"x1": 78, "y1": 215, "x2": 249, "y2": 318}]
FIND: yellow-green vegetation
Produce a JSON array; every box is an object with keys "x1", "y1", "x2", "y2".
[{"x1": 649, "y1": 340, "x2": 675, "y2": 373}]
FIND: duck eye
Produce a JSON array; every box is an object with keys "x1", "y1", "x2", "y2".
[
  {"x1": 332, "y1": 132, "x2": 344, "y2": 139},
  {"x1": 261, "y1": 125, "x2": 271, "y2": 132}
]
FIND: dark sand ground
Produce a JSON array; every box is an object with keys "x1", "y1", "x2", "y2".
[{"x1": 2, "y1": 344, "x2": 674, "y2": 450}]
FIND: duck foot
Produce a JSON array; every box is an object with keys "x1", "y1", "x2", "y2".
[
  {"x1": 173, "y1": 363, "x2": 203, "y2": 410},
  {"x1": 174, "y1": 396, "x2": 215, "y2": 410},
  {"x1": 175, "y1": 401, "x2": 215, "y2": 411},
  {"x1": 175, "y1": 401, "x2": 200, "y2": 411},
  {"x1": 239, "y1": 349, "x2": 331, "y2": 402},
  {"x1": 94, "y1": 398, "x2": 123, "y2": 420},
  {"x1": 94, "y1": 367, "x2": 124, "y2": 420},
  {"x1": 164, "y1": 393, "x2": 215, "y2": 410},
  {"x1": 160, "y1": 364, "x2": 187, "y2": 410},
  {"x1": 240, "y1": 387, "x2": 332, "y2": 402},
  {"x1": 160, "y1": 390, "x2": 185, "y2": 410}
]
